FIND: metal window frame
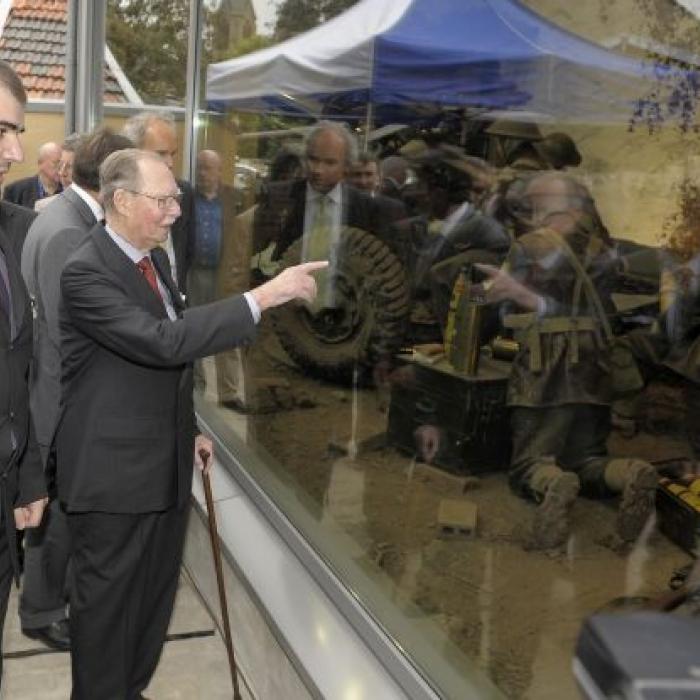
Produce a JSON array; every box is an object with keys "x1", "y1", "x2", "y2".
[{"x1": 65, "y1": 0, "x2": 106, "y2": 134}]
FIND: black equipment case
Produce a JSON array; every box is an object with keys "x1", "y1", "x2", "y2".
[
  {"x1": 574, "y1": 612, "x2": 700, "y2": 699},
  {"x1": 386, "y1": 354, "x2": 511, "y2": 474}
]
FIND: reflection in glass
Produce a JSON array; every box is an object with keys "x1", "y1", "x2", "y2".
[{"x1": 191, "y1": 2, "x2": 700, "y2": 698}]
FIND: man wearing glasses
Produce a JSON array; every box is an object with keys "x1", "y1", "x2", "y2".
[
  {"x1": 55, "y1": 148, "x2": 325, "y2": 699},
  {"x1": 0, "y1": 59, "x2": 48, "y2": 687}
]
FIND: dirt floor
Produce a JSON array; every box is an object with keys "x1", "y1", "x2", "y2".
[{"x1": 212, "y1": 321, "x2": 694, "y2": 700}]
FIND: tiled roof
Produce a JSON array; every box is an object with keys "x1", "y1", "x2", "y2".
[{"x1": 0, "y1": 0, "x2": 135, "y2": 102}]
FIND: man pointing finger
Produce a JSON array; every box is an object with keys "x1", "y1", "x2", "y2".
[{"x1": 55, "y1": 147, "x2": 325, "y2": 699}]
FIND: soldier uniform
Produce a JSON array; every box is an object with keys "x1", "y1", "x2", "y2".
[{"x1": 502, "y1": 209, "x2": 656, "y2": 548}]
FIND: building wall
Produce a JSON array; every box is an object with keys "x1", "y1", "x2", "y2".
[{"x1": 521, "y1": 0, "x2": 700, "y2": 247}]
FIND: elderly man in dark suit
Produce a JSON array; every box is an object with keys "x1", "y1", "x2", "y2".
[
  {"x1": 122, "y1": 111, "x2": 195, "y2": 293},
  {"x1": 3, "y1": 140, "x2": 62, "y2": 209},
  {"x1": 0, "y1": 59, "x2": 48, "y2": 687},
  {"x1": 19, "y1": 127, "x2": 132, "y2": 651},
  {"x1": 56, "y1": 147, "x2": 324, "y2": 699}
]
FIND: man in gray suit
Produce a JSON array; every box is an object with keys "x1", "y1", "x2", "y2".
[{"x1": 19, "y1": 128, "x2": 132, "y2": 650}]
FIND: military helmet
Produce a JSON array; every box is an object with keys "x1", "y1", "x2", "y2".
[
  {"x1": 484, "y1": 119, "x2": 543, "y2": 141},
  {"x1": 534, "y1": 132, "x2": 582, "y2": 169}
]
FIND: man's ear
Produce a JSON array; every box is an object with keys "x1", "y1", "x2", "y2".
[{"x1": 112, "y1": 189, "x2": 130, "y2": 218}]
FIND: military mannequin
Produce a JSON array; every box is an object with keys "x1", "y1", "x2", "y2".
[{"x1": 479, "y1": 172, "x2": 657, "y2": 549}]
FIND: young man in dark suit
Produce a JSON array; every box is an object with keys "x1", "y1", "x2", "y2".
[
  {"x1": 0, "y1": 59, "x2": 48, "y2": 687},
  {"x1": 19, "y1": 128, "x2": 132, "y2": 651},
  {"x1": 56, "y1": 148, "x2": 324, "y2": 699}
]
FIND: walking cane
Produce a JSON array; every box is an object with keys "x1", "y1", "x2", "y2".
[{"x1": 199, "y1": 449, "x2": 242, "y2": 700}]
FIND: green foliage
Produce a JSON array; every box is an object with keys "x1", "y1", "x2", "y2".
[
  {"x1": 212, "y1": 33, "x2": 275, "y2": 62},
  {"x1": 107, "y1": 0, "x2": 190, "y2": 105},
  {"x1": 274, "y1": 0, "x2": 359, "y2": 40},
  {"x1": 626, "y1": 0, "x2": 700, "y2": 132}
]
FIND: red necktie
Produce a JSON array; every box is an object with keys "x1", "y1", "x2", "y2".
[{"x1": 136, "y1": 256, "x2": 163, "y2": 304}]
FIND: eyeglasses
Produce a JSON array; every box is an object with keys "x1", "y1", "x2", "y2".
[{"x1": 123, "y1": 189, "x2": 183, "y2": 210}]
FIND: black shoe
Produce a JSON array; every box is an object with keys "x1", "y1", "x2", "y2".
[{"x1": 22, "y1": 619, "x2": 71, "y2": 651}]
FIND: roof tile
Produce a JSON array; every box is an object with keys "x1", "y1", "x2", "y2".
[{"x1": 0, "y1": 0, "x2": 132, "y2": 102}]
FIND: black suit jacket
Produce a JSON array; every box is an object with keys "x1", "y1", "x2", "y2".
[
  {"x1": 0, "y1": 200, "x2": 36, "y2": 261},
  {"x1": 56, "y1": 225, "x2": 257, "y2": 514},
  {"x1": 171, "y1": 178, "x2": 195, "y2": 293},
  {"x1": 3, "y1": 175, "x2": 60, "y2": 211},
  {"x1": 0, "y1": 211, "x2": 46, "y2": 578},
  {"x1": 254, "y1": 179, "x2": 382, "y2": 261}
]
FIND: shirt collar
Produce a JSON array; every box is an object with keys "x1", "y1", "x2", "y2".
[
  {"x1": 71, "y1": 183, "x2": 104, "y2": 222},
  {"x1": 104, "y1": 224, "x2": 149, "y2": 264},
  {"x1": 196, "y1": 188, "x2": 220, "y2": 203},
  {"x1": 306, "y1": 181, "x2": 342, "y2": 206}
]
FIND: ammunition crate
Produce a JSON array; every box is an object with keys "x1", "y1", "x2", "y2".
[
  {"x1": 387, "y1": 354, "x2": 511, "y2": 474},
  {"x1": 656, "y1": 482, "x2": 700, "y2": 557}
]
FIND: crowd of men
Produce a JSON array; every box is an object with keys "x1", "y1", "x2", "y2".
[{"x1": 0, "y1": 50, "x2": 698, "y2": 696}]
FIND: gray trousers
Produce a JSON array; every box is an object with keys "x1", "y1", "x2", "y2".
[{"x1": 189, "y1": 266, "x2": 247, "y2": 403}]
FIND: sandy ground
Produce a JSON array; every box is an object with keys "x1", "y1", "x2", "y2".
[{"x1": 212, "y1": 321, "x2": 693, "y2": 700}]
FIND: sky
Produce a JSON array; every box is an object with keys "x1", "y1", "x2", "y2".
[
  {"x1": 252, "y1": 0, "x2": 278, "y2": 35},
  {"x1": 677, "y1": 0, "x2": 700, "y2": 18}
]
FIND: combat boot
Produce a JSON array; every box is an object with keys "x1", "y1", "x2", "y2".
[
  {"x1": 605, "y1": 459, "x2": 658, "y2": 542},
  {"x1": 532, "y1": 471, "x2": 580, "y2": 549}
]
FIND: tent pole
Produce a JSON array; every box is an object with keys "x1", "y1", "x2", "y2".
[{"x1": 364, "y1": 101, "x2": 374, "y2": 149}]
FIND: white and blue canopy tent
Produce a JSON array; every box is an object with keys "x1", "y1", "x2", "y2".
[{"x1": 206, "y1": 0, "x2": 695, "y2": 125}]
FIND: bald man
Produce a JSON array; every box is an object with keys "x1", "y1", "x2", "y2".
[
  {"x1": 254, "y1": 121, "x2": 381, "y2": 262},
  {"x1": 191, "y1": 149, "x2": 248, "y2": 406},
  {"x1": 3, "y1": 141, "x2": 62, "y2": 209},
  {"x1": 190, "y1": 149, "x2": 231, "y2": 305}
]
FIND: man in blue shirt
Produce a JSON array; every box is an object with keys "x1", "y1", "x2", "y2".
[
  {"x1": 190, "y1": 149, "x2": 228, "y2": 305},
  {"x1": 191, "y1": 149, "x2": 250, "y2": 407}
]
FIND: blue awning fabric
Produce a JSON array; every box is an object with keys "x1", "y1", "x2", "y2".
[{"x1": 206, "y1": 0, "x2": 692, "y2": 124}]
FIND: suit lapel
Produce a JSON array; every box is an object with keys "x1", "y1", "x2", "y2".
[
  {"x1": 286, "y1": 180, "x2": 306, "y2": 240},
  {"x1": 91, "y1": 225, "x2": 169, "y2": 319},
  {"x1": 151, "y1": 247, "x2": 184, "y2": 315}
]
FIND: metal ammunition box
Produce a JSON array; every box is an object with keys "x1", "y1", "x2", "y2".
[
  {"x1": 656, "y1": 481, "x2": 700, "y2": 557},
  {"x1": 387, "y1": 354, "x2": 511, "y2": 474}
]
